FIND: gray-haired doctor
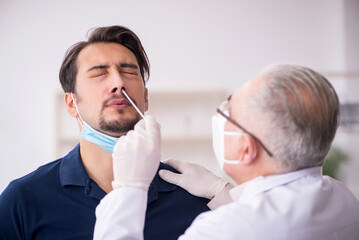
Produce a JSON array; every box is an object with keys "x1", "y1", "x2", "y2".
[{"x1": 93, "y1": 64, "x2": 359, "y2": 240}]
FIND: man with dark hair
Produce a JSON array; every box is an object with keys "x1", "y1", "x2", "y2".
[{"x1": 0, "y1": 25, "x2": 209, "y2": 240}]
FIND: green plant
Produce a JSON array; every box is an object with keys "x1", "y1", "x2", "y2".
[{"x1": 323, "y1": 146, "x2": 348, "y2": 179}]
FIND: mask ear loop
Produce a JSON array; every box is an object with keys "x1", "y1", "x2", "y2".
[
  {"x1": 223, "y1": 131, "x2": 243, "y2": 165},
  {"x1": 71, "y1": 93, "x2": 84, "y2": 127},
  {"x1": 252, "y1": 144, "x2": 257, "y2": 159},
  {"x1": 223, "y1": 131, "x2": 257, "y2": 163}
]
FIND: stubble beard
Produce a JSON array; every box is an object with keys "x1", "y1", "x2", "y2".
[
  {"x1": 99, "y1": 109, "x2": 141, "y2": 135},
  {"x1": 98, "y1": 92, "x2": 146, "y2": 135}
]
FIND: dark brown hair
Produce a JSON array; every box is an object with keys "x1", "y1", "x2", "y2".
[{"x1": 59, "y1": 25, "x2": 150, "y2": 93}]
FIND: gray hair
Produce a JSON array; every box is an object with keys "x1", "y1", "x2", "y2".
[{"x1": 250, "y1": 64, "x2": 339, "y2": 171}]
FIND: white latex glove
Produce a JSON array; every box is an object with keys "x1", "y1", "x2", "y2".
[
  {"x1": 112, "y1": 116, "x2": 161, "y2": 191},
  {"x1": 159, "y1": 159, "x2": 229, "y2": 199}
]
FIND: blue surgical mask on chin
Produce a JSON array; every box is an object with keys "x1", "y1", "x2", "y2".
[
  {"x1": 71, "y1": 93, "x2": 119, "y2": 153},
  {"x1": 81, "y1": 122, "x2": 119, "y2": 153}
]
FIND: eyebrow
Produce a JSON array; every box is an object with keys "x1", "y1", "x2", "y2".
[
  {"x1": 87, "y1": 65, "x2": 108, "y2": 72},
  {"x1": 87, "y1": 63, "x2": 139, "y2": 72},
  {"x1": 119, "y1": 63, "x2": 138, "y2": 69}
]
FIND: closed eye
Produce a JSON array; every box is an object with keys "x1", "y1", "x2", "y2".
[
  {"x1": 90, "y1": 70, "x2": 107, "y2": 78},
  {"x1": 120, "y1": 68, "x2": 138, "y2": 75},
  {"x1": 87, "y1": 65, "x2": 108, "y2": 78},
  {"x1": 118, "y1": 63, "x2": 139, "y2": 76},
  {"x1": 91, "y1": 74, "x2": 106, "y2": 79},
  {"x1": 123, "y1": 71, "x2": 137, "y2": 75}
]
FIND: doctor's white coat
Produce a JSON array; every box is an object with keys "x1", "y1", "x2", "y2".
[{"x1": 94, "y1": 167, "x2": 359, "y2": 240}]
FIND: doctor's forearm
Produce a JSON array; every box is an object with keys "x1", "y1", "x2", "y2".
[{"x1": 94, "y1": 187, "x2": 147, "y2": 240}]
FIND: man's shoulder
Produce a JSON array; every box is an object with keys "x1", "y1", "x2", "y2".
[
  {"x1": 1, "y1": 158, "x2": 64, "y2": 199},
  {"x1": 0, "y1": 157, "x2": 66, "y2": 216},
  {"x1": 152, "y1": 162, "x2": 210, "y2": 206},
  {"x1": 10, "y1": 158, "x2": 63, "y2": 188},
  {"x1": 4, "y1": 145, "x2": 81, "y2": 193},
  {"x1": 144, "y1": 162, "x2": 211, "y2": 238},
  {"x1": 158, "y1": 161, "x2": 179, "y2": 173}
]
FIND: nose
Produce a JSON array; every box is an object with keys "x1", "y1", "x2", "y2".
[
  {"x1": 111, "y1": 86, "x2": 120, "y2": 94},
  {"x1": 109, "y1": 69, "x2": 125, "y2": 94}
]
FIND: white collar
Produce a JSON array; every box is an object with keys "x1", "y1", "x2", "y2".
[{"x1": 230, "y1": 166, "x2": 322, "y2": 202}]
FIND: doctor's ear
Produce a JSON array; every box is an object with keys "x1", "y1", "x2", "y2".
[
  {"x1": 64, "y1": 93, "x2": 78, "y2": 118},
  {"x1": 239, "y1": 135, "x2": 257, "y2": 165}
]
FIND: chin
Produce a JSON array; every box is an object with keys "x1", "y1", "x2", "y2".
[{"x1": 99, "y1": 117, "x2": 139, "y2": 133}]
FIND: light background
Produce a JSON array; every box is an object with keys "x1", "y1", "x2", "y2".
[{"x1": 0, "y1": 0, "x2": 358, "y2": 193}]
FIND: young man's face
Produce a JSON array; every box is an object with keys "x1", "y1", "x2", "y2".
[{"x1": 74, "y1": 42, "x2": 148, "y2": 137}]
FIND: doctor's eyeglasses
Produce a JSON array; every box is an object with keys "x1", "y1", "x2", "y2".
[{"x1": 216, "y1": 95, "x2": 273, "y2": 157}]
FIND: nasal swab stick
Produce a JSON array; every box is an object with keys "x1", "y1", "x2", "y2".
[{"x1": 121, "y1": 88, "x2": 145, "y2": 119}]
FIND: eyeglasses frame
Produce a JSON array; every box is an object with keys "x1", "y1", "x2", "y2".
[{"x1": 216, "y1": 97, "x2": 273, "y2": 157}]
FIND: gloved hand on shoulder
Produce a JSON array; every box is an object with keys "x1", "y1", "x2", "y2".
[
  {"x1": 159, "y1": 159, "x2": 231, "y2": 200},
  {"x1": 112, "y1": 116, "x2": 161, "y2": 191}
]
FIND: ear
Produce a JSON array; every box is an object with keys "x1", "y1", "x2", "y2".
[
  {"x1": 64, "y1": 92, "x2": 79, "y2": 118},
  {"x1": 238, "y1": 135, "x2": 257, "y2": 165},
  {"x1": 144, "y1": 88, "x2": 149, "y2": 111}
]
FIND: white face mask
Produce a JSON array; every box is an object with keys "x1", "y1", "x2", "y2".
[{"x1": 212, "y1": 114, "x2": 244, "y2": 169}]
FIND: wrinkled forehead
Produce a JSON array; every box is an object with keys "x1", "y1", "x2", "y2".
[{"x1": 77, "y1": 42, "x2": 138, "y2": 69}]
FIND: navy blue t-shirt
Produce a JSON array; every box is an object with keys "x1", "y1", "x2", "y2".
[{"x1": 0, "y1": 145, "x2": 210, "y2": 240}]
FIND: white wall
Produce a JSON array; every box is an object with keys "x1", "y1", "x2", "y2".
[
  {"x1": 340, "y1": 0, "x2": 359, "y2": 192},
  {"x1": 0, "y1": 0, "x2": 356, "y2": 192}
]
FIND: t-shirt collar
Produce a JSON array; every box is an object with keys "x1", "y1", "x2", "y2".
[
  {"x1": 59, "y1": 144, "x2": 88, "y2": 187},
  {"x1": 59, "y1": 144, "x2": 177, "y2": 202}
]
